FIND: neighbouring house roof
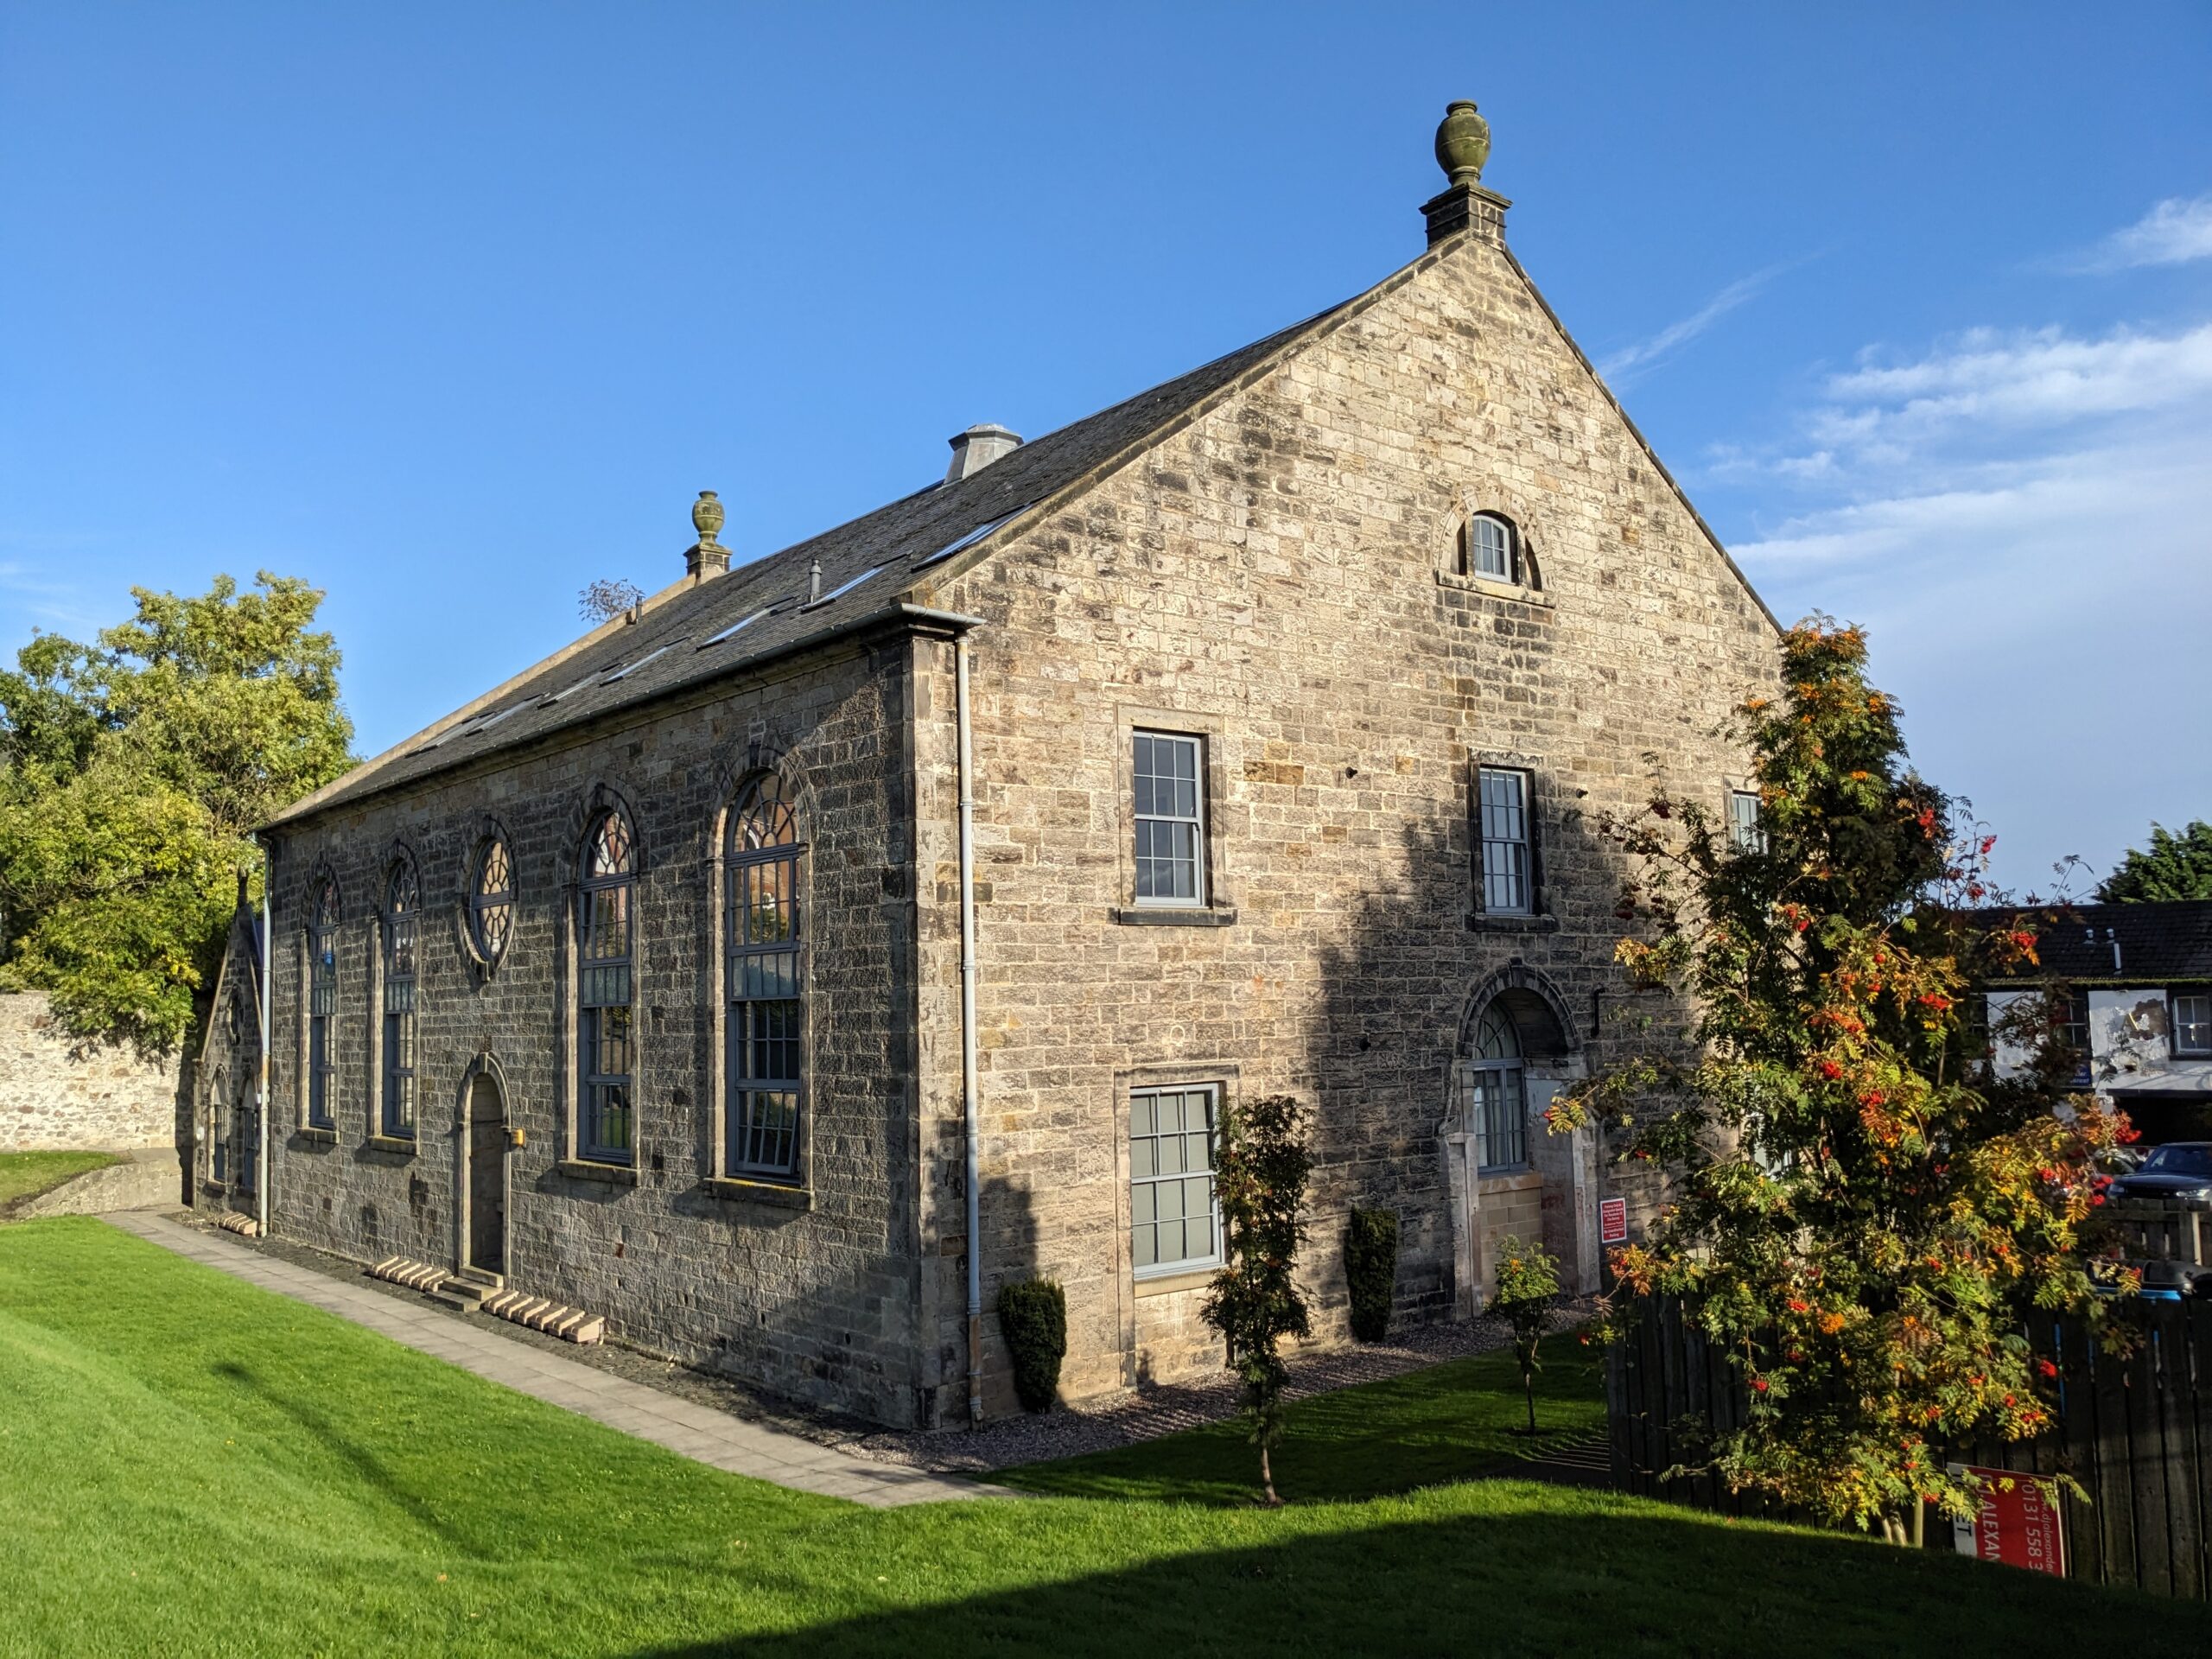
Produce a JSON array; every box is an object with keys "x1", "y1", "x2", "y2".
[{"x1": 1977, "y1": 900, "x2": 2212, "y2": 986}]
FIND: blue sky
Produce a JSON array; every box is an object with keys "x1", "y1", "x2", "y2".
[{"x1": 3, "y1": 3, "x2": 2207, "y2": 892}]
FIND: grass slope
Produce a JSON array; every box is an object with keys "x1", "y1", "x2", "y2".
[
  {"x1": 0, "y1": 1218, "x2": 2200, "y2": 1659},
  {"x1": 998, "y1": 1343, "x2": 1605, "y2": 1504},
  {"x1": 0, "y1": 1150, "x2": 117, "y2": 1209}
]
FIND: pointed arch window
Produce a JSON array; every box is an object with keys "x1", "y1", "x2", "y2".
[
  {"x1": 578, "y1": 810, "x2": 636, "y2": 1164},
  {"x1": 307, "y1": 876, "x2": 340, "y2": 1129},
  {"x1": 725, "y1": 774, "x2": 804, "y2": 1179},
  {"x1": 469, "y1": 836, "x2": 515, "y2": 967},
  {"x1": 1467, "y1": 1001, "x2": 1527, "y2": 1172},
  {"x1": 382, "y1": 858, "x2": 420, "y2": 1137}
]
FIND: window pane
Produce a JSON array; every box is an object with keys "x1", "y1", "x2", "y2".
[
  {"x1": 1478, "y1": 768, "x2": 1533, "y2": 914},
  {"x1": 1129, "y1": 1086, "x2": 1218, "y2": 1274},
  {"x1": 1133, "y1": 733, "x2": 1205, "y2": 906}
]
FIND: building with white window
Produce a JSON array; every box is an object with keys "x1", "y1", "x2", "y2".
[
  {"x1": 1982, "y1": 900, "x2": 2212, "y2": 1146},
  {"x1": 198, "y1": 104, "x2": 1782, "y2": 1426}
]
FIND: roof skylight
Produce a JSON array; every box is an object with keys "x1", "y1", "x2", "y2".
[
  {"x1": 799, "y1": 565, "x2": 883, "y2": 611},
  {"x1": 602, "y1": 644, "x2": 671, "y2": 684},
  {"x1": 911, "y1": 510, "x2": 1024, "y2": 570}
]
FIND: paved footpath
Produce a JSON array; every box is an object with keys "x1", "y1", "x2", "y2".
[{"x1": 105, "y1": 1211, "x2": 995, "y2": 1509}]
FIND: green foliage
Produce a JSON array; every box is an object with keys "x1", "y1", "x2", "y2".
[
  {"x1": 1202, "y1": 1092, "x2": 1313, "y2": 1505},
  {"x1": 0, "y1": 573, "x2": 353, "y2": 1052},
  {"x1": 2099, "y1": 819, "x2": 2212, "y2": 902},
  {"x1": 0, "y1": 1151, "x2": 119, "y2": 1211},
  {"x1": 995, "y1": 1277, "x2": 1068, "y2": 1414},
  {"x1": 1486, "y1": 1235, "x2": 1561, "y2": 1434},
  {"x1": 1550, "y1": 619, "x2": 2129, "y2": 1535},
  {"x1": 1343, "y1": 1206, "x2": 1400, "y2": 1344}
]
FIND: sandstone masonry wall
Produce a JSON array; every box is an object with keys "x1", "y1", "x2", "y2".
[{"x1": 0, "y1": 992, "x2": 179, "y2": 1153}]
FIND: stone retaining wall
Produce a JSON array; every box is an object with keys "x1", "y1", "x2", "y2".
[{"x1": 0, "y1": 991, "x2": 180, "y2": 1152}]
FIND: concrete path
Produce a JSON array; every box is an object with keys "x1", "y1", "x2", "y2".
[{"x1": 104, "y1": 1211, "x2": 993, "y2": 1508}]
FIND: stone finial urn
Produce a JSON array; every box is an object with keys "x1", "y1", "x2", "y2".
[
  {"x1": 1434, "y1": 99, "x2": 1491, "y2": 187},
  {"x1": 692, "y1": 490, "x2": 725, "y2": 543}
]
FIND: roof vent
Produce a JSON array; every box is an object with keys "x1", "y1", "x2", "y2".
[{"x1": 944, "y1": 423, "x2": 1022, "y2": 483}]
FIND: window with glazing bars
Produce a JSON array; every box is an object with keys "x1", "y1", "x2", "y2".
[
  {"x1": 470, "y1": 836, "x2": 514, "y2": 965},
  {"x1": 2061, "y1": 991, "x2": 2093, "y2": 1084},
  {"x1": 1463, "y1": 513, "x2": 1516, "y2": 581},
  {"x1": 2174, "y1": 993, "x2": 2211, "y2": 1057},
  {"x1": 1129, "y1": 1085, "x2": 1220, "y2": 1275},
  {"x1": 1133, "y1": 732, "x2": 1205, "y2": 906},
  {"x1": 578, "y1": 811, "x2": 636, "y2": 1163},
  {"x1": 1728, "y1": 789, "x2": 1767, "y2": 854},
  {"x1": 726, "y1": 775, "x2": 804, "y2": 1178},
  {"x1": 308, "y1": 877, "x2": 339, "y2": 1128},
  {"x1": 1478, "y1": 767, "x2": 1534, "y2": 914},
  {"x1": 1466, "y1": 1003, "x2": 1528, "y2": 1170},
  {"x1": 382, "y1": 861, "x2": 419, "y2": 1136}
]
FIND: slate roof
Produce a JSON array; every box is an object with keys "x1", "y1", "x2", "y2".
[
  {"x1": 1976, "y1": 900, "x2": 2212, "y2": 984},
  {"x1": 273, "y1": 308, "x2": 1338, "y2": 828}
]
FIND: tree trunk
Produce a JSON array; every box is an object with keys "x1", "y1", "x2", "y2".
[
  {"x1": 1523, "y1": 1364, "x2": 1537, "y2": 1436},
  {"x1": 1259, "y1": 1441, "x2": 1281, "y2": 1507}
]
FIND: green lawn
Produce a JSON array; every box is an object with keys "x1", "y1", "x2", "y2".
[
  {"x1": 0, "y1": 1149, "x2": 116, "y2": 1209},
  {"x1": 998, "y1": 1343, "x2": 1605, "y2": 1504},
  {"x1": 1, "y1": 1218, "x2": 2202, "y2": 1659}
]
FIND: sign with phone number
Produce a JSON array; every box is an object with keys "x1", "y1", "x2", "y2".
[{"x1": 1947, "y1": 1463, "x2": 2065, "y2": 1577}]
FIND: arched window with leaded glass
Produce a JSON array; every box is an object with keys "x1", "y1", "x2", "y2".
[
  {"x1": 577, "y1": 810, "x2": 636, "y2": 1164},
  {"x1": 725, "y1": 774, "x2": 804, "y2": 1179},
  {"x1": 469, "y1": 835, "x2": 515, "y2": 968},
  {"x1": 307, "y1": 874, "x2": 340, "y2": 1129},
  {"x1": 1465, "y1": 1000, "x2": 1526, "y2": 1172},
  {"x1": 382, "y1": 855, "x2": 420, "y2": 1137}
]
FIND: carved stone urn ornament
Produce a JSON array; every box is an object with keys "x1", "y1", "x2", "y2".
[
  {"x1": 1434, "y1": 99, "x2": 1491, "y2": 187},
  {"x1": 691, "y1": 489, "x2": 725, "y2": 546}
]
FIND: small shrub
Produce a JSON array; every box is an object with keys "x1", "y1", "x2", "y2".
[
  {"x1": 1343, "y1": 1207, "x2": 1399, "y2": 1343},
  {"x1": 1488, "y1": 1235, "x2": 1561, "y2": 1435},
  {"x1": 995, "y1": 1278, "x2": 1067, "y2": 1414}
]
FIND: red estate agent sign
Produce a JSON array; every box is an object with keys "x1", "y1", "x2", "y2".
[
  {"x1": 1599, "y1": 1198, "x2": 1628, "y2": 1246},
  {"x1": 1947, "y1": 1464, "x2": 2066, "y2": 1578}
]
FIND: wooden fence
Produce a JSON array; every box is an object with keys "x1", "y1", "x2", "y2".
[{"x1": 1607, "y1": 1294, "x2": 2212, "y2": 1599}]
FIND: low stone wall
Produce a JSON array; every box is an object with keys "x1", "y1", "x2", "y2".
[
  {"x1": 0, "y1": 992, "x2": 179, "y2": 1153},
  {"x1": 14, "y1": 1148, "x2": 185, "y2": 1217}
]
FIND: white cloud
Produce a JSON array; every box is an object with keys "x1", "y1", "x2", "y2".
[
  {"x1": 2071, "y1": 194, "x2": 2212, "y2": 272},
  {"x1": 1598, "y1": 267, "x2": 1782, "y2": 381}
]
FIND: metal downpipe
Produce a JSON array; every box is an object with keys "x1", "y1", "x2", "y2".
[
  {"x1": 956, "y1": 636, "x2": 983, "y2": 1425},
  {"x1": 255, "y1": 835, "x2": 272, "y2": 1236}
]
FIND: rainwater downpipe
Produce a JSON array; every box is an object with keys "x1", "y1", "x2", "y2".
[
  {"x1": 955, "y1": 636, "x2": 985, "y2": 1425},
  {"x1": 255, "y1": 832, "x2": 273, "y2": 1237}
]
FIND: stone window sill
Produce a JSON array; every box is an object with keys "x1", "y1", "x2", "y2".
[
  {"x1": 1478, "y1": 1167, "x2": 1542, "y2": 1192},
  {"x1": 556, "y1": 1159, "x2": 638, "y2": 1186},
  {"x1": 704, "y1": 1176, "x2": 812, "y2": 1211},
  {"x1": 296, "y1": 1126, "x2": 338, "y2": 1146},
  {"x1": 1135, "y1": 1265, "x2": 1218, "y2": 1299},
  {"x1": 362, "y1": 1135, "x2": 417, "y2": 1158},
  {"x1": 1465, "y1": 912, "x2": 1560, "y2": 934},
  {"x1": 1435, "y1": 570, "x2": 1551, "y2": 607},
  {"x1": 1112, "y1": 906, "x2": 1237, "y2": 928}
]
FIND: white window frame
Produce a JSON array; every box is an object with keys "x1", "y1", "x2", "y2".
[
  {"x1": 2174, "y1": 992, "x2": 2212, "y2": 1058},
  {"x1": 1128, "y1": 1084, "x2": 1222, "y2": 1279},
  {"x1": 1131, "y1": 730, "x2": 1207, "y2": 909},
  {"x1": 1728, "y1": 789, "x2": 1766, "y2": 854},
  {"x1": 1464, "y1": 512, "x2": 1516, "y2": 582},
  {"x1": 1477, "y1": 766, "x2": 1535, "y2": 917}
]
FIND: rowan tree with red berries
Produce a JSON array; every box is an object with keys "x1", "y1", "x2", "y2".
[{"x1": 1550, "y1": 618, "x2": 2133, "y2": 1541}]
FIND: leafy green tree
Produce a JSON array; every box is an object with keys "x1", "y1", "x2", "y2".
[
  {"x1": 1202, "y1": 1093, "x2": 1313, "y2": 1506},
  {"x1": 1487, "y1": 1236, "x2": 1560, "y2": 1437},
  {"x1": 2098, "y1": 820, "x2": 2212, "y2": 903},
  {"x1": 1551, "y1": 620, "x2": 2129, "y2": 1541},
  {"x1": 0, "y1": 573, "x2": 353, "y2": 1052}
]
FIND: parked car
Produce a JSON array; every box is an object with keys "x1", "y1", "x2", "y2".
[{"x1": 2107, "y1": 1142, "x2": 2212, "y2": 1209}]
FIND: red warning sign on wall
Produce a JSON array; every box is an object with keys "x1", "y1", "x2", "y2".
[
  {"x1": 1599, "y1": 1197, "x2": 1628, "y2": 1245},
  {"x1": 1947, "y1": 1464, "x2": 2066, "y2": 1578}
]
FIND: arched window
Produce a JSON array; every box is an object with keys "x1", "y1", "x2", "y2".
[
  {"x1": 578, "y1": 810, "x2": 636, "y2": 1164},
  {"x1": 726, "y1": 775, "x2": 804, "y2": 1178},
  {"x1": 1460, "y1": 512, "x2": 1519, "y2": 582},
  {"x1": 469, "y1": 836, "x2": 515, "y2": 967},
  {"x1": 308, "y1": 875, "x2": 340, "y2": 1129},
  {"x1": 1467, "y1": 1001, "x2": 1526, "y2": 1172},
  {"x1": 382, "y1": 858, "x2": 420, "y2": 1137}
]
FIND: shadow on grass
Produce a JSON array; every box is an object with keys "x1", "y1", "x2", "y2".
[
  {"x1": 998, "y1": 1345, "x2": 1608, "y2": 1507},
  {"x1": 632, "y1": 1495, "x2": 2188, "y2": 1659},
  {"x1": 213, "y1": 1359, "x2": 474, "y2": 1551}
]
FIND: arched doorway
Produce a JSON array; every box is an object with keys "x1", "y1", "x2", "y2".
[
  {"x1": 1440, "y1": 969, "x2": 1593, "y2": 1313},
  {"x1": 461, "y1": 1065, "x2": 508, "y2": 1278}
]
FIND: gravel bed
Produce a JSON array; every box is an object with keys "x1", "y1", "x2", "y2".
[{"x1": 159, "y1": 1209, "x2": 1589, "y2": 1476}]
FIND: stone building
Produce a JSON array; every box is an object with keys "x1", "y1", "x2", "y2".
[{"x1": 204, "y1": 105, "x2": 1781, "y2": 1427}]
